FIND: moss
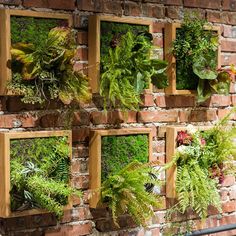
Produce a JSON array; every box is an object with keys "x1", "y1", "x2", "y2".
[
  {"x1": 101, "y1": 134, "x2": 149, "y2": 182},
  {"x1": 11, "y1": 16, "x2": 68, "y2": 46},
  {"x1": 100, "y1": 21, "x2": 148, "y2": 58}
]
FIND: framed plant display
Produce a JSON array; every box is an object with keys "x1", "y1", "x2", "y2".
[
  {"x1": 88, "y1": 15, "x2": 168, "y2": 110},
  {"x1": 0, "y1": 10, "x2": 90, "y2": 106},
  {"x1": 0, "y1": 130, "x2": 80, "y2": 218},
  {"x1": 165, "y1": 121, "x2": 236, "y2": 218},
  {"x1": 89, "y1": 128, "x2": 153, "y2": 208},
  {"x1": 164, "y1": 15, "x2": 230, "y2": 102}
]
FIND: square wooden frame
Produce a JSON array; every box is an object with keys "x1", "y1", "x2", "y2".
[
  {"x1": 0, "y1": 130, "x2": 72, "y2": 218},
  {"x1": 164, "y1": 23, "x2": 221, "y2": 95},
  {"x1": 166, "y1": 126, "x2": 212, "y2": 198},
  {"x1": 88, "y1": 15, "x2": 153, "y2": 93},
  {"x1": 89, "y1": 128, "x2": 153, "y2": 208},
  {"x1": 0, "y1": 9, "x2": 73, "y2": 95}
]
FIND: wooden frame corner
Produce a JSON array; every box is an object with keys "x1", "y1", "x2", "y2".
[{"x1": 89, "y1": 128, "x2": 153, "y2": 208}]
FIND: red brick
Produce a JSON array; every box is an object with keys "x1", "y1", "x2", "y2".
[
  {"x1": 72, "y1": 128, "x2": 90, "y2": 142},
  {"x1": 153, "y1": 140, "x2": 165, "y2": 153},
  {"x1": 206, "y1": 216, "x2": 218, "y2": 228},
  {"x1": 72, "y1": 175, "x2": 89, "y2": 189},
  {"x1": 166, "y1": 6, "x2": 181, "y2": 19},
  {"x1": 103, "y1": 0, "x2": 122, "y2": 15},
  {"x1": 221, "y1": 176, "x2": 236, "y2": 187},
  {"x1": 222, "y1": 200, "x2": 236, "y2": 212},
  {"x1": 73, "y1": 15, "x2": 88, "y2": 28},
  {"x1": 221, "y1": 39, "x2": 236, "y2": 52},
  {"x1": 138, "y1": 110, "x2": 178, "y2": 123},
  {"x1": 77, "y1": 0, "x2": 102, "y2": 12},
  {"x1": 141, "y1": 93, "x2": 154, "y2": 107},
  {"x1": 229, "y1": 187, "x2": 236, "y2": 200},
  {"x1": 23, "y1": 0, "x2": 75, "y2": 10},
  {"x1": 152, "y1": 22, "x2": 164, "y2": 33},
  {"x1": 76, "y1": 48, "x2": 88, "y2": 61},
  {"x1": 183, "y1": 0, "x2": 221, "y2": 9},
  {"x1": 207, "y1": 10, "x2": 221, "y2": 23},
  {"x1": 71, "y1": 195, "x2": 81, "y2": 206},
  {"x1": 179, "y1": 109, "x2": 217, "y2": 122},
  {"x1": 221, "y1": 190, "x2": 229, "y2": 201},
  {"x1": 142, "y1": 4, "x2": 165, "y2": 18},
  {"x1": 232, "y1": 94, "x2": 236, "y2": 104},
  {"x1": 73, "y1": 111, "x2": 90, "y2": 126},
  {"x1": 222, "y1": 0, "x2": 236, "y2": 11},
  {"x1": 73, "y1": 206, "x2": 92, "y2": 220},
  {"x1": 91, "y1": 110, "x2": 137, "y2": 125},
  {"x1": 221, "y1": 53, "x2": 236, "y2": 65},
  {"x1": 143, "y1": 0, "x2": 182, "y2": 4},
  {"x1": 203, "y1": 95, "x2": 231, "y2": 107},
  {"x1": 0, "y1": 0, "x2": 21, "y2": 4},
  {"x1": 222, "y1": 25, "x2": 236, "y2": 38},
  {"x1": 124, "y1": 2, "x2": 142, "y2": 16},
  {"x1": 72, "y1": 144, "x2": 88, "y2": 157},
  {"x1": 45, "y1": 222, "x2": 92, "y2": 236},
  {"x1": 72, "y1": 159, "x2": 88, "y2": 173},
  {"x1": 221, "y1": 11, "x2": 236, "y2": 25},
  {"x1": 155, "y1": 95, "x2": 195, "y2": 108},
  {"x1": 217, "y1": 108, "x2": 236, "y2": 119},
  {"x1": 153, "y1": 37, "x2": 163, "y2": 47},
  {"x1": 77, "y1": 31, "x2": 88, "y2": 45}
]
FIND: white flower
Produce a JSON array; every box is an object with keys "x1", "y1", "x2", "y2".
[
  {"x1": 186, "y1": 124, "x2": 197, "y2": 135},
  {"x1": 176, "y1": 145, "x2": 189, "y2": 155}
]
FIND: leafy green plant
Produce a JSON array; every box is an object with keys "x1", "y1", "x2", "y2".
[
  {"x1": 101, "y1": 134, "x2": 149, "y2": 181},
  {"x1": 101, "y1": 161, "x2": 162, "y2": 227},
  {"x1": 166, "y1": 112, "x2": 236, "y2": 219},
  {"x1": 8, "y1": 27, "x2": 91, "y2": 105},
  {"x1": 10, "y1": 136, "x2": 81, "y2": 218},
  {"x1": 172, "y1": 14, "x2": 233, "y2": 102},
  {"x1": 100, "y1": 30, "x2": 168, "y2": 110}
]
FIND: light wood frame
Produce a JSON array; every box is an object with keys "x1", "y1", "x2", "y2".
[
  {"x1": 164, "y1": 23, "x2": 221, "y2": 95},
  {"x1": 166, "y1": 126, "x2": 212, "y2": 198},
  {"x1": 0, "y1": 130, "x2": 72, "y2": 218},
  {"x1": 0, "y1": 9, "x2": 73, "y2": 95},
  {"x1": 89, "y1": 128, "x2": 153, "y2": 208},
  {"x1": 88, "y1": 15, "x2": 153, "y2": 93}
]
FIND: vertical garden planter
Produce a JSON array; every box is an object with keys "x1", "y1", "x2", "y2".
[
  {"x1": 166, "y1": 126, "x2": 211, "y2": 198},
  {"x1": 88, "y1": 15, "x2": 153, "y2": 93},
  {"x1": 0, "y1": 9, "x2": 72, "y2": 95},
  {"x1": 0, "y1": 130, "x2": 72, "y2": 217},
  {"x1": 89, "y1": 128, "x2": 153, "y2": 208},
  {"x1": 164, "y1": 23, "x2": 221, "y2": 95}
]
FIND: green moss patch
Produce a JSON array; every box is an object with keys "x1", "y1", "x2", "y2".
[
  {"x1": 101, "y1": 134, "x2": 149, "y2": 182},
  {"x1": 11, "y1": 16, "x2": 67, "y2": 46}
]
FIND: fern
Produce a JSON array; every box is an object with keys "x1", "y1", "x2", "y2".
[{"x1": 101, "y1": 161, "x2": 162, "y2": 227}]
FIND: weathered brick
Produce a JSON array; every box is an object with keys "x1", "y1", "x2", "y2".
[
  {"x1": 153, "y1": 140, "x2": 165, "y2": 153},
  {"x1": 77, "y1": 31, "x2": 88, "y2": 45},
  {"x1": 229, "y1": 186, "x2": 236, "y2": 200},
  {"x1": 155, "y1": 95, "x2": 195, "y2": 108},
  {"x1": 72, "y1": 144, "x2": 88, "y2": 158},
  {"x1": 217, "y1": 108, "x2": 236, "y2": 119},
  {"x1": 23, "y1": 0, "x2": 75, "y2": 10},
  {"x1": 72, "y1": 159, "x2": 88, "y2": 173},
  {"x1": 179, "y1": 109, "x2": 217, "y2": 122},
  {"x1": 152, "y1": 22, "x2": 164, "y2": 33},
  {"x1": 221, "y1": 53, "x2": 236, "y2": 65},
  {"x1": 76, "y1": 47, "x2": 88, "y2": 61},
  {"x1": 222, "y1": 200, "x2": 236, "y2": 213},
  {"x1": 72, "y1": 128, "x2": 90, "y2": 142},
  {"x1": 72, "y1": 175, "x2": 89, "y2": 189},
  {"x1": 207, "y1": 10, "x2": 221, "y2": 23},
  {"x1": 138, "y1": 110, "x2": 178, "y2": 123},
  {"x1": 153, "y1": 36, "x2": 163, "y2": 47},
  {"x1": 124, "y1": 1, "x2": 142, "y2": 16},
  {"x1": 222, "y1": 0, "x2": 236, "y2": 11},
  {"x1": 141, "y1": 93, "x2": 154, "y2": 107},
  {"x1": 183, "y1": 0, "x2": 221, "y2": 9},
  {"x1": 142, "y1": 3, "x2": 165, "y2": 18},
  {"x1": 166, "y1": 6, "x2": 182, "y2": 19},
  {"x1": 73, "y1": 111, "x2": 90, "y2": 126},
  {"x1": 103, "y1": 0, "x2": 122, "y2": 15},
  {"x1": 0, "y1": 0, "x2": 21, "y2": 4},
  {"x1": 221, "y1": 176, "x2": 236, "y2": 187},
  {"x1": 91, "y1": 111, "x2": 137, "y2": 124},
  {"x1": 201, "y1": 95, "x2": 231, "y2": 107},
  {"x1": 221, "y1": 39, "x2": 236, "y2": 52}
]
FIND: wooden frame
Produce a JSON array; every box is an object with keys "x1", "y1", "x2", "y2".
[
  {"x1": 89, "y1": 128, "x2": 153, "y2": 208},
  {"x1": 88, "y1": 15, "x2": 153, "y2": 93},
  {"x1": 166, "y1": 126, "x2": 212, "y2": 198},
  {"x1": 0, "y1": 9, "x2": 73, "y2": 95},
  {"x1": 164, "y1": 23, "x2": 221, "y2": 95},
  {"x1": 0, "y1": 130, "x2": 72, "y2": 218}
]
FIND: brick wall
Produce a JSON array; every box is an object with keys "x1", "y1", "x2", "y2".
[{"x1": 0, "y1": 0, "x2": 236, "y2": 235}]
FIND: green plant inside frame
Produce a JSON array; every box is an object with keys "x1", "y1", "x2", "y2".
[
  {"x1": 101, "y1": 134, "x2": 149, "y2": 182},
  {"x1": 10, "y1": 136, "x2": 81, "y2": 218}
]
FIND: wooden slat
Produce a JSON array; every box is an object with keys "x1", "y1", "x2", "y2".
[
  {"x1": 0, "y1": 130, "x2": 72, "y2": 217},
  {"x1": 0, "y1": 9, "x2": 72, "y2": 95},
  {"x1": 88, "y1": 15, "x2": 153, "y2": 93},
  {"x1": 89, "y1": 128, "x2": 153, "y2": 208}
]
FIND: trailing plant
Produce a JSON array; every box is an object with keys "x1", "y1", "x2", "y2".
[
  {"x1": 172, "y1": 13, "x2": 234, "y2": 102},
  {"x1": 8, "y1": 27, "x2": 91, "y2": 105},
  {"x1": 100, "y1": 30, "x2": 168, "y2": 110},
  {"x1": 166, "y1": 111, "x2": 236, "y2": 219},
  {"x1": 101, "y1": 134, "x2": 149, "y2": 182},
  {"x1": 100, "y1": 160, "x2": 162, "y2": 227},
  {"x1": 10, "y1": 136, "x2": 81, "y2": 218}
]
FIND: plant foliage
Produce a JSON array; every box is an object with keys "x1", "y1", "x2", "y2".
[
  {"x1": 10, "y1": 136, "x2": 81, "y2": 218},
  {"x1": 9, "y1": 27, "x2": 91, "y2": 105},
  {"x1": 172, "y1": 14, "x2": 233, "y2": 102},
  {"x1": 101, "y1": 134, "x2": 149, "y2": 182},
  {"x1": 166, "y1": 112, "x2": 236, "y2": 219},
  {"x1": 100, "y1": 30, "x2": 168, "y2": 110},
  {"x1": 101, "y1": 161, "x2": 162, "y2": 227}
]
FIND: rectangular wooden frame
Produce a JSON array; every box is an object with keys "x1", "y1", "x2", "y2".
[
  {"x1": 166, "y1": 126, "x2": 212, "y2": 198},
  {"x1": 0, "y1": 9, "x2": 73, "y2": 95},
  {"x1": 88, "y1": 15, "x2": 153, "y2": 93},
  {"x1": 0, "y1": 130, "x2": 72, "y2": 218},
  {"x1": 164, "y1": 23, "x2": 221, "y2": 95},
  {"x1": 89, "y1": 128, "x2": 153, "y2": 208}
]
